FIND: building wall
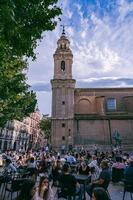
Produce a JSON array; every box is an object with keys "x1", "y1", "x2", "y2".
[
  {"x1": 0, "y1": 110, "x2": 42, "y2": 152},
  {"x1": 73, "y1": 88, "x2": 133, "y2": 147},
  {"x1": 74, "y1": 119, "x2": 110, "y2": 145},
  {"x1": 74, "y1": 88, "x2": 133, "y2": 113},
  {"x1": 74, "y1": 119, "x2": 133, "y2": 146}
]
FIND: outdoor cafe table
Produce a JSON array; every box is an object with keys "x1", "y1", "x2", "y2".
[{"x1": 73, "y1": 173, "x2": 91, "y2": 200}]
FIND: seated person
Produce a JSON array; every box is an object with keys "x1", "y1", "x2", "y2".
[
  {"x1": 89, "y1": 155, "x2": 98, "y2": 168},
  {"x1": 86, "y1": 160, "x2": 111, "y2": 198},
  {"x1": 124, "y1": 156, "x2": 133, "y2": 183},
  {"x1": 35, "y1": 176, "x2": 54, "y2": 200},
  {"x1": 112, "y1": 157, "x2": 125, "y2": 169},
  {"x1": 27, "y1": 157, "x2": 37, "y2": 180},
  {"x1": 78, "y1": 162, "x2": 90, "y2": 175},
  {"x1": 92, "y1": 187, "x2": 110, "y2": 200},
  {"x1": 59, "y1": 163, "x2": 82, "y2": 199},
  {"x1": 112, "y1": 157, "x2": 125, "y2": 182},
  {"x1": 51, "y1": 160, "x2": 62, "y2": 185},
  {"x1": 1, "y1": 158, "x2": 17, "y2": 182}
]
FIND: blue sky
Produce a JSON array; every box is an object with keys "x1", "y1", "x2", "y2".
[{"x1": 27, "y1": 0, "x2": 133, "y2": 115}]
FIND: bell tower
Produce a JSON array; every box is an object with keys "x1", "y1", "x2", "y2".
[{"x1": 51, "y1": 28, "x2": 76, "y2": 149}]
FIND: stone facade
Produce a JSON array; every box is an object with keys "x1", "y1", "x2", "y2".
[
  {"x1": 51, "y1": 32, "x2": 133, "y2": 149},
  {"x1": 0, "y1": 109, "x2": 44, "y2": 152}
]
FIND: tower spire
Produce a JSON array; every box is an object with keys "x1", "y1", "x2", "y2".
[{"x1": 61, "y1": 24, "x2": 65, "y2": 35}]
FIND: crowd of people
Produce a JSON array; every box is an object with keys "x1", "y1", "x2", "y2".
[{"x1": 0, "y1": 145, "x2": 133, "y2": 200}]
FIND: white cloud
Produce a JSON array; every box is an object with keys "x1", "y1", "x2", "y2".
[
  {"x1": 27, "y1": 0, "x2": 133, "y2": 114},
  {"x1": 118, "y1": 0, "x2": 133, "y2": 22},
  {"x1": 66, "y1": 10, "x2": 73, "y2": 19},
  {"x1": 66, "y1": 26, "x2": 74, "y2": 37},
  {"x1": 36, "y1": 91, "x2": 52, "y2": 115}
]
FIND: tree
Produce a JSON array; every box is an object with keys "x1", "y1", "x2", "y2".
[
  {"x1": 0, "y1": 0, "x2": 61, "y2": 126},
  {"x1": 40, "y1": 118, "x2": 51, "y2": 142},
  {"x1": 0, "y1": 56, "x2": 37, "y2": 127},
  {"x1": 0, "y1": 0, "x2": 61, "y2": 58}
]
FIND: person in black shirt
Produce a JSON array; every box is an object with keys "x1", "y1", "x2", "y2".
[
  {"x1": 124, "y1": 156, "x2": 133, "y2": 182},
  {"x1": 86, "y1": 160, "x2": 111, "y2": 198},
  {"x1": 59, "y1": 163, "x2": 82, "y2": 200},
  {"x1": 92, "y1": 187, "x2": 110, "y2": 200},
  {"x1": 51, "y1": 160, "x2": 62, "y2": 186},
  {"x1": 78, "y1": 162, "x2": 90, "y2": 175}
]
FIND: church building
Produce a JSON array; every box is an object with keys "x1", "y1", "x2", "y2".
[{"x1": 51, "y1": 30, "x2": 133, "y2": 150}]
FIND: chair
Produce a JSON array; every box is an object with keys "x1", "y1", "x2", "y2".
[
  {"x1": 123, "y1": 180, "x2": 133, "y2": 200},
  {"x1": 104, "y1": 181, "x2": 112, "y2": 200},
  {"x1": 3, "y1": 178, "x2": 27, "y2": 200},
  {"x1": 106, "y1": 189, "x2": 112, "y2": 200},
  {"x1": 57, "y1": 187, "x2": 76, "y2": 200},
  {"x1": 112, "y1": 167, "x2": 124, "y2": 183},
  {"x1": 57, "y1": 179, "x2": 82, "y2": 200}
]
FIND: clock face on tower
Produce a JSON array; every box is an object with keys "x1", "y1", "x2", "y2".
[{"x1": 61, "y1": 60, "x2": 65, "y2": 71}]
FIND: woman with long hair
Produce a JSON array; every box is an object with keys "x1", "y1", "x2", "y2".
[{"x1": 35, "y1": 176, "x2": 54, "y2": 200}]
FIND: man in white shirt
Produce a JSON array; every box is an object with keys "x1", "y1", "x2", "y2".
[
  {"x1": 89, "y1": 155, "x2": 98, "y2": 168},
  {"x1": 88, "y1": 155, "x2": 100, "y2": 182}
]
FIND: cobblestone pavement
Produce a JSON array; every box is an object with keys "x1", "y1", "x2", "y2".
[{"x1": 0, "y1": 182, "x2": 131, "y2": 200}]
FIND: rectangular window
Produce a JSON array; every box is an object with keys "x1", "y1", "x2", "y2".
[
  {"x1": 107, "y1": 98, "x2": 116, "y2": 111},
  {"x1": 62, "y1": 101, "x2": 65, "y2": 105},
  {"x1": 62, "y1": 136, "x2": 65, "y2": 141},
  {"x1": 62, "y1": 123, "x2": 65, "y2": 127}
]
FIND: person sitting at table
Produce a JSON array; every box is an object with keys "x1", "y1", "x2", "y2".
[
  {"x1": 86, "y1": 160, "x2": 111, "y2": 198},
  {"x1": 59, "y1": 163, "x2": 82, "y2": 199},
  {"x1": 78, "y1": 161, "x2": 90, "y2": 175},
  {"x1": 1, "y1": 158, "x2": 17, "y2": 181},
  {"x1": 89, "y1": 156, "x2": 100, "y2": 182},
  {"x1": 16, "y1": 156, "x2": 24, "y2": 169},
  {"x1": 124, "y1": 156, "x2": 133, "y2": 182},
  {"x1": 65, "y1": 153, "x2": 76, "y2": 164},
  {"x1": 51, "y1": 159, "x2": 62, "y2": 186},
  {"x1": 89, "y1": 155, "x2": 98, "y2": 168},
  {"x1": 27, "y1": 157, "x2": 37, "y2": 180},
  {"x1": 35, "y1": 176, "x2": 54, "y2": 200},
  {"x1": 112, "y1": 156, "x2": 125, "y2": 182},
  {"x1": 92, "y1": 187, "x2": 110, "y2": 200},
  {"x1": 38, "y1": 154, "x2": 48, "y2": 174},
  {"x1": 112, "y1": 156, "x2": 125, "y2": 169},
  {"x1": 0, "y1": 158, "x2": 16, "y2": 186}
]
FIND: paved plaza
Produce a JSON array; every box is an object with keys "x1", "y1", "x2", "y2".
[
  {"x1": 53, "y1": 182, "x2": 131, "y2": 200},
  {"x1": 0, "y1": 181, "x2": 132, "y2": 200}
]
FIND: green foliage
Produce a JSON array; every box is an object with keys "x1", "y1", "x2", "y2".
[
  {"x1": 0, "y1": 0, "x2": 61, "y2": 58},
  {"x1": 0, "y1": 0, "x2": 61, "y2": 126},
  {"x1": 40, "y1": 118, "x2": 51, "y2": 140},
  {"x1": 0, "y1": 56, "x2": 37, "y2": 127}
]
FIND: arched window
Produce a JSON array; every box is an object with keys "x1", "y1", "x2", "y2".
[{"x1": 61, "y1": 60, "x2": 65, "y2": 71}]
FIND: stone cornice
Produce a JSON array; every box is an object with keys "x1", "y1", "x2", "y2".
[
  {"x1": 51, "y1": 118, "x2": 74, "y2": 120},
  {"x1": 75, "y1": 87, "x2": 133, "y2": 93},
  {"x1": 75, "y1": 113, "x2": 133, "y2": 120},
  {"x1": 51, "y1": 79, "x2": 76, "y2": 88}
]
